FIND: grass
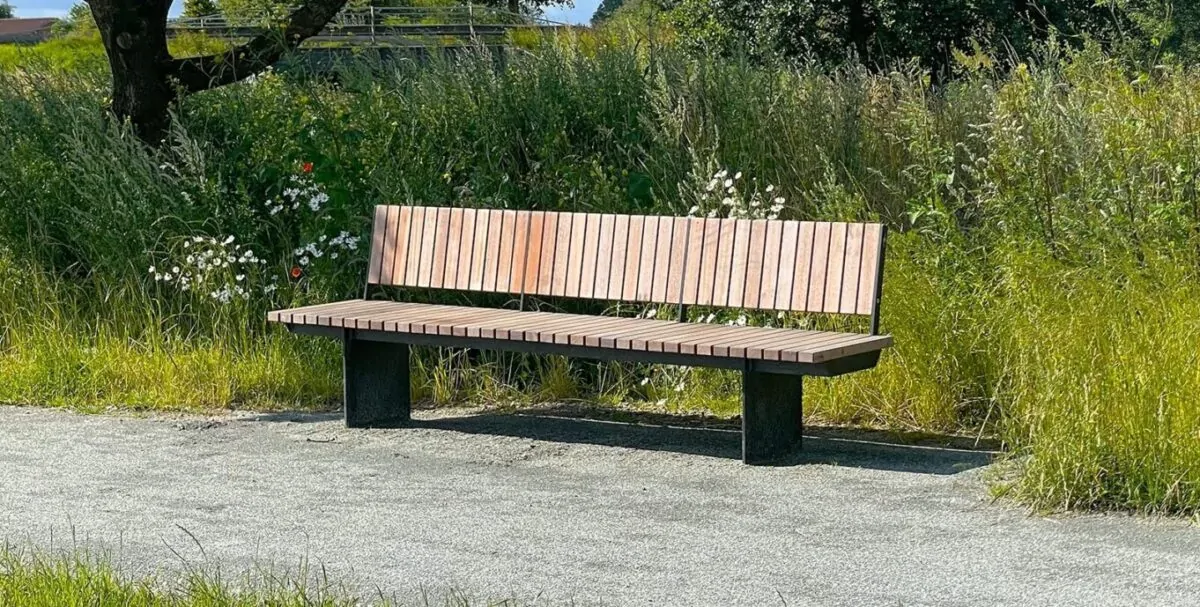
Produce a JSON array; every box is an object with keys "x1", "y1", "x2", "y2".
[
  {"x1": 1, "y1": 36, "x2": 1200, "y2": 513},
  {"x1": 0, "y1": 547, "x2": 510, "y2": 606}
]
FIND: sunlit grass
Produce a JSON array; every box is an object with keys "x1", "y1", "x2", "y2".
[{"x1": 0, "y1": 547, "x2": 510, "y2": 606}]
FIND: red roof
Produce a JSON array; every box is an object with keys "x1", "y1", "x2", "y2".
[{"x1": 0, "y1": 18, "x2": 59, "y2": 36}]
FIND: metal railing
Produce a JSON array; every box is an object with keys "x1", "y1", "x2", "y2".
[{"x1": 168, "y1": 5, "x2": 565, "y2": 44}]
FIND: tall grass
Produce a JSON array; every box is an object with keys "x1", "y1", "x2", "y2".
[
  {"x1": 1, "y1": 38, "x2": 1199, "y2": 512},
  {"x1": 0, "y1": 546, "x2": 502, "y2": 606}
]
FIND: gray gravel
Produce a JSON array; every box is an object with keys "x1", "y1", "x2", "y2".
[{"x1": 1, "y1": 404, "x2": 1198, "y2": 606}]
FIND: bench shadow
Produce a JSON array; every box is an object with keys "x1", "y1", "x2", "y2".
[
  {"x1": 243, "y1": 405, "x2": 998, "y2": 475},
  {"x1": 416, "y1": 405, "x2": 995, "y2": 475}
]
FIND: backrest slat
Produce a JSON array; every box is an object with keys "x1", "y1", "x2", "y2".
[
  {"x1": 822, "y1": 222, "x2": 847, "y2": 314},
  {"x1": 621, "y1": 215, "x2": 645, "y2": 302},
  {"x1": 415, "y1": 207, "x2": 438, "y2": 288},
  {"x1": 807, "y1": 222, "x2": 831, "y2": 311},
  {"x1": 856, "y1": 224, "x2": 883, "y2": 315},
  {"x1": 368, "y1": 206, "x2": 884, "y2": 317},
  {"x1": 759, "y1": 220, "x2": 784, "y2": 310},
  {"x1": 726, "y1": 220, "x2": 752, "y2": 308},
  {"x1": 367, "y1": 205, "x2": 388, "y2": 284},
  {"x1": 742, "y1": 220, "x2": 768, "y2": 310},
  {"x1": 838, "y1": 222, "x2": 864, "y2": 315}
]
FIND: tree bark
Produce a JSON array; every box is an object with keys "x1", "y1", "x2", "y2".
[
  {"x1": 86, "y1": 0, "x2": 349, "y2": 144},
  {"x1": 846, "y1": 0, "x2": 872, "y2": 62},
  {"x1": 88, "y1": 0, "x2": 176, "y2": 143}
]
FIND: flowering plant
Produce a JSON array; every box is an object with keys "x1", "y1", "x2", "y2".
[{"x1": 687, "y1": 169, "x2": 787, "y2": 220}]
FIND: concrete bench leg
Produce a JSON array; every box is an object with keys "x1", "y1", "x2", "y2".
[
  {"x1": 343, "y1": 337, "x2": 411, "y2": 428},
  {"x1": 741, "y1": 369, "x2": 804, "y2": 464}
]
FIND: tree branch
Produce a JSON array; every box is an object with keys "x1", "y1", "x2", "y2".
[{"x1": 169, "y1": 0, "x2": 349, "y2": 93}]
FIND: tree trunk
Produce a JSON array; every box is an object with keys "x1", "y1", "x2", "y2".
[
  {"x1": 508, "y1": 0, "x2": 520, "y2": 15},
  {"x1": 846, "y1": 0, "x2": 871, "y2": 62},
  {"x1": 86, "y1": 0, "x2": 350, "y2": 145},
  {"x1": 88, "y1": 0, "x2": 175, "y2": 143}
]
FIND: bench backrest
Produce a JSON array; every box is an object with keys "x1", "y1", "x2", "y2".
[{"x1": 366, "y1": 205, "x2": 886, "y2": 319}]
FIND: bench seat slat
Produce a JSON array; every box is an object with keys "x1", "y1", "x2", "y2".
[{"x1": 269, "y1": 301, "x2": 892, "y2": 364}]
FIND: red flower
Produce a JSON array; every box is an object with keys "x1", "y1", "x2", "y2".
[
  {"x1": 290, "y1": 266, "x2": 303, "y2": 279},
  {"x1": 301, "y1": 162, "x2": 314, "y2": 174}
]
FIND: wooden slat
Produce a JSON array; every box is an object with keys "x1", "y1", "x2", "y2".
[
  {"x1": 710, "y1": 219, "x2": 738, "y2": 307},
  {"x1": 839, "y1": 223, "x2": 864, "y2": 314},
  {"x1": 741, "y1": 220, "x2": 768, "y2": 309},
  {"x1": 378, "y1": 205, "x2": 400, "y2": 286},
  {"x1": 758, "y1": 220, "x2": 784, "y2": 310},
  {"x1": 498, "y1": 210, "x2": 520, "y2": 293},
  {"x1": 650, "y1": 216, "x2": 676, "y2": 303},
  {"x1": 634, "y1": 216, "x2": 660, "y2": 302},
  {"x1": 856, "y1": 224, "x2": 883, "y2": 315},
  {"x1": 590, "y1": 214, "x2": 615, "y2": 300},
  {"x1": 534, "y1": 212, "x2": 560, "y2": 296},
  {"x1": 577, "y1": 214, "x2": 600, "y2": 299},
  {"x1": 805, "y1": 222, "x2": 831, "y2": 311},
  {"x1": 774, "y1": 221, "x2": 800, "y2": 311},
  {"x1": 725, "y1": 220, "x2": 752, "y2": 308},
  {"x1": 516, "y1": 211, "x2": 540, "y2": 293},
  {"x1": 550, "y1": 212, "x2": 574, "y2": 297},
  {"x1": 692, "y1": 218, "x2": 721, "y2": 306},
  {"x1": 566, "y1": 213, "x2": 590, "y2": 298},
  {"x1": 435, "y1": 208, "x2": 462, "y2": 290},
  {"x1": 466, "y1": 209, "x2": 489, "y2": 291},
  {"x1": 480, "y1": 210, "x2": 503, "y2": 291},
  {"x1": 680, "y1": 218, "x2": 708, "y2": 306},
  {"x1": 663, "y1": 216, "x2": 688, "y2": 305},
  {"x1": 606, "y1": 214, "x2": 631, "y2": 301},
  {"x1": 455, "y1": 208, "x2": 478, "y2": 290},
  {"x1": 400, "y1": 207, "x2": 422, "y2": 287},
  {"x1": 392, "y1": 206, "x2": 415, "y2": 287},
  {"x1": 621, "y1": 215, "x2": 645, "y2": 302},
  {"x1": 366, "y1": 205, "x2": 388, "y2": 284},
  {"x1": 789, "y1": 221, "x2": 816, "y2": 312},
  {"x1": 822, "y1": 222, "x2": 848, "y2": 313},
  {"x1": 415, "y1": 207, "x2": 440, "y2": 288}
]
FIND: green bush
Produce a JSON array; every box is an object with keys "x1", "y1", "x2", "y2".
[{"x1": 2, "y1": 40, "x2": 1199, "y2": 512}]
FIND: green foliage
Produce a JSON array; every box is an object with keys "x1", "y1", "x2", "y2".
[
  {"x1": 663, "y1": 0, "x2": 1200, "y2": 69},
  {"x1": 51, "y1": 3, "x2": 98, "y2": 36},
  {"x1": 0, "y1": 2, "x2": 13, "y2": 19},
  {"x1": 3, "y1": 40, "x2": 1200, "y2": 512},
  {"x1": 591, "y1": 0, "x2": 624, "y2": 24},
  {"x1": 184, "y1": 0, "x2": 220, "y2": 18}
]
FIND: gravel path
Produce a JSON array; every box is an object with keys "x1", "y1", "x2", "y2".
[{"x1": 1, "y1": 405, "x2": 1198, "y2": 606}]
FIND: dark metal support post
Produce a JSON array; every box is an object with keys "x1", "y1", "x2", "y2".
[
  {"x1": 343, "y1": 331, "x2": 411, "y2": 428},
  {"x1": 741, "y1": 365, "x2": 804, "y2": 464},
  {"x1": 870, "y1": 225, "x2": 888, "y2": 336},
  {"x1": 677, "y1": 304, "x2": 688, "y2": 322}
]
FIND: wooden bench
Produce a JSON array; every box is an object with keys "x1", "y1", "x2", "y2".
[{"x1": 268, "y1": 206, "x2": 892, "y2": 464}]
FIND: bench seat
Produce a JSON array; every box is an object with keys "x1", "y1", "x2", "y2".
[{"x1": 269, "y1": 299, "x2": 891, "y2": 369}]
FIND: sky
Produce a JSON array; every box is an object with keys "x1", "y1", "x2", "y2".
[{"x1": 9, "y1": 0, "x2": 601, "y2": 23}]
